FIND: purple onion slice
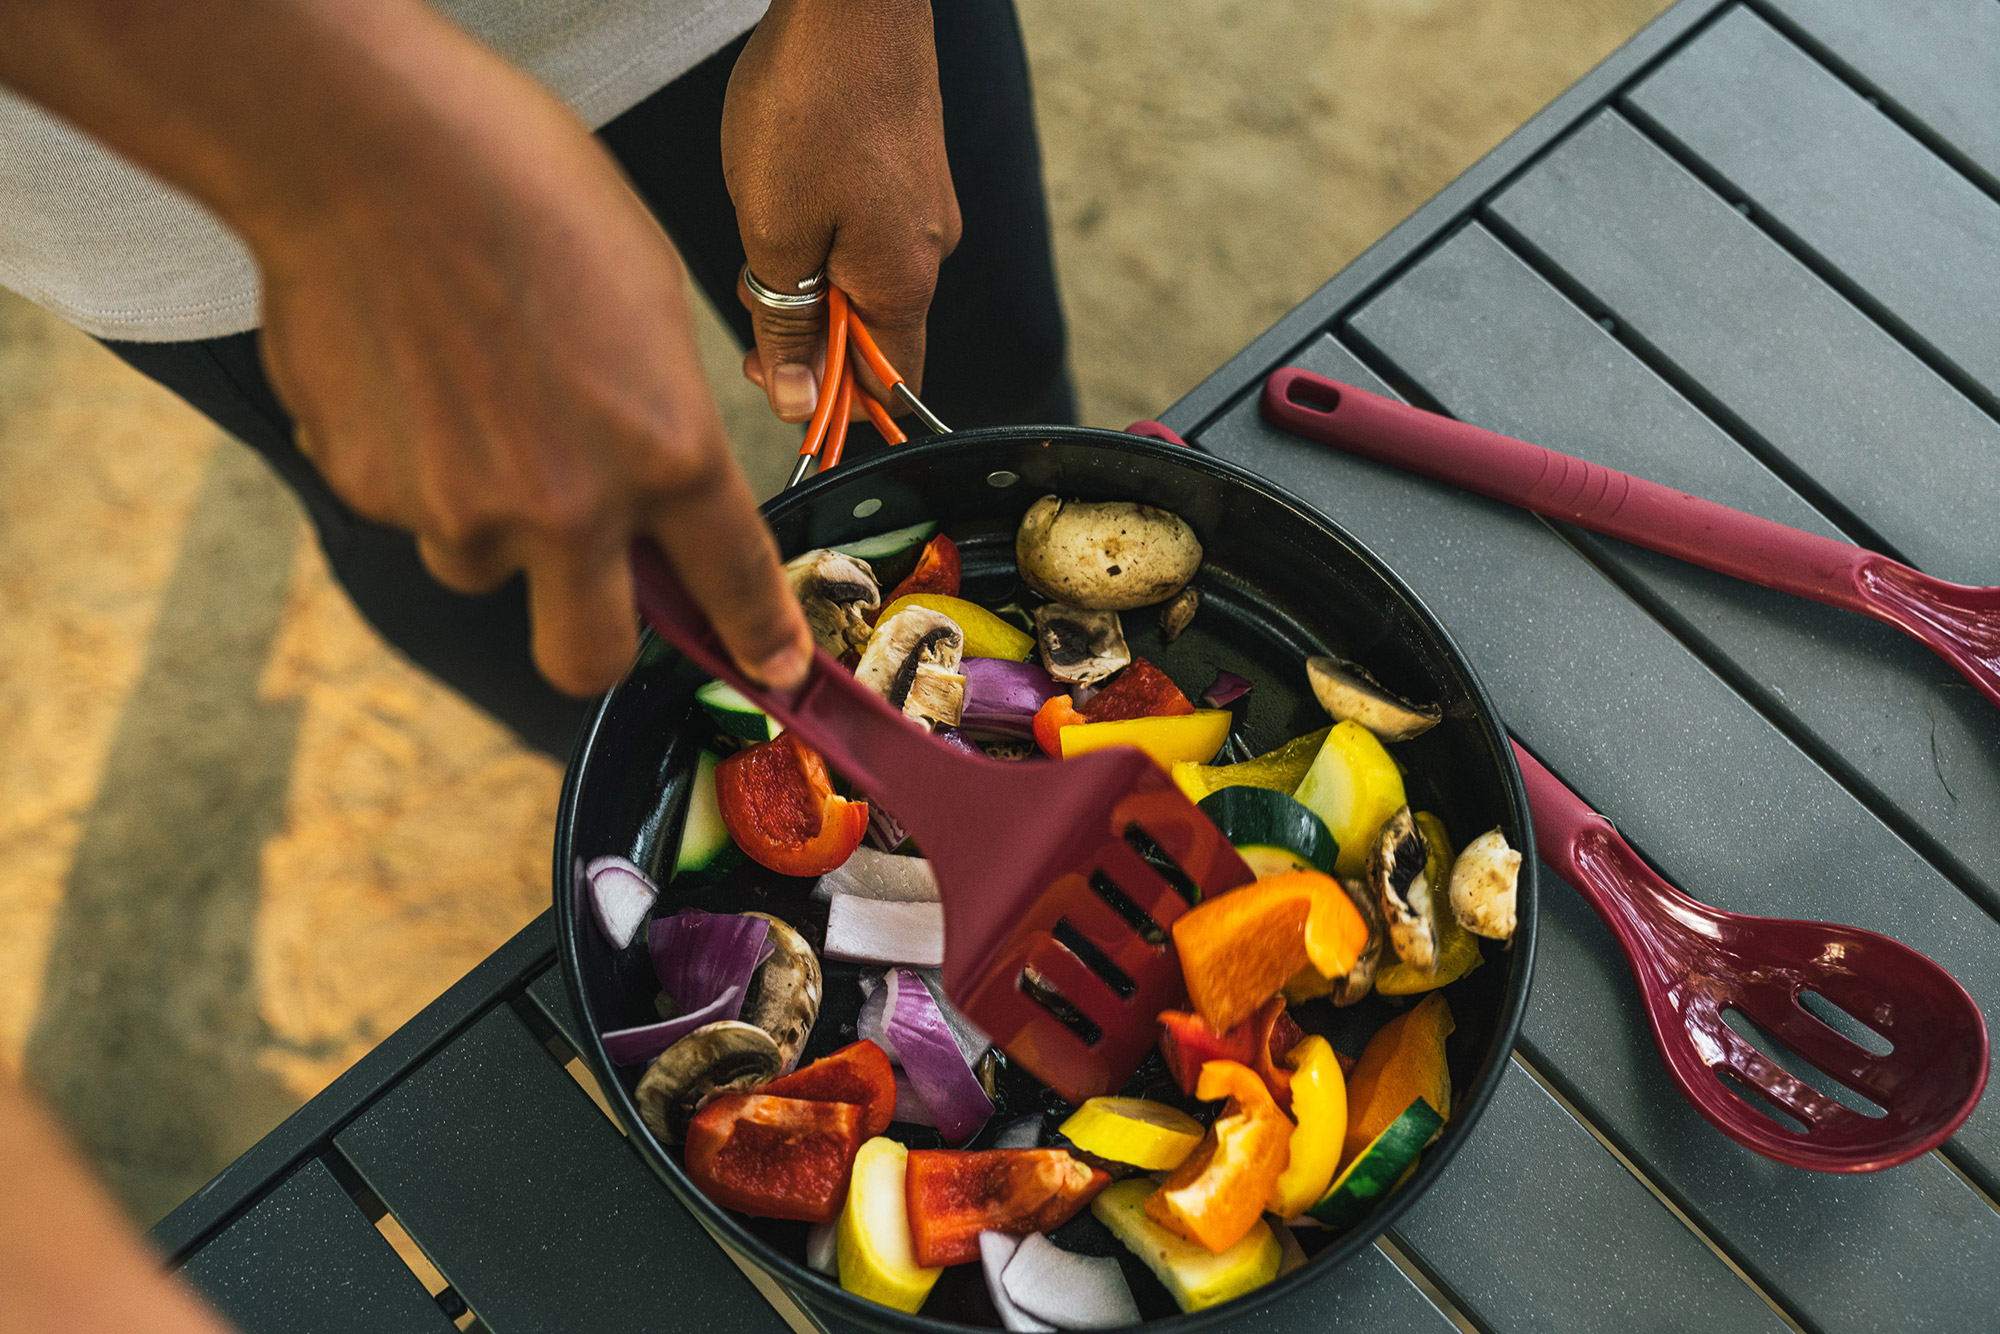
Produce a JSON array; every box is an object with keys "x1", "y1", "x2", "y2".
[
  {"x1": 1201, "y1": 669, "x2": 1254, "y2": 708},
  {"x1": 584, "y1": 855, "x2": 657, "y2": 950},
  {"x1": 883, "y1": 967, "x2": 993, "y2": 1145}
]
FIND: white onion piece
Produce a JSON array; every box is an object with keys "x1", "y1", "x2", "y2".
[
  {"x1": 884, "y1": 968, "x2": 993, "y2": 1144},
  {"x1": 993, "y1": 1115, "x2": 1043, "y2": 1150},
  {"x1": 815, "y1": 846, "x2": 940, "y2": 904},
  {"x1": 858, "y1": 979, "x2": 895, "y2": 1059},
  {"x1": 584, "y1": 856, "x2": 657, "y2": 950},
  {"x1": 825, "y1": 897, "x2": 944, "y2": 968},
  {"x1": 1001, "y1": 1234, "x2": 1139, "y2": 1330},
  {"x1": 805, "y1": 1220, "x2": 839, "y2": 1276},
  {"x1": 980, "y1": 1232, "x2": 1057, "y2": 1333},
  {"x1": 1271, "y1": 1220, "x2": 1308, "y2": 1277}
]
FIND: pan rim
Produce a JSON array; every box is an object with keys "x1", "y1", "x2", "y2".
[{"x1": 555, "y1": 425, "x2": 1536, "y2": 1332}]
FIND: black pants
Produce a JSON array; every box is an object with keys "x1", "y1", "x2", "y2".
[{"x1": 104, "y1": 0, "x2": 1074, "y2": 761}]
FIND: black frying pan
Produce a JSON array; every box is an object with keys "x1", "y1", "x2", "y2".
[{"x1": 556, "y1": 427, "x2": 1535, "y2": 1332}]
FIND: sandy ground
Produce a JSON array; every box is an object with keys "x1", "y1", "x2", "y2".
[{"x1": 0, "y1": 0, "x2": 1669, "y2": 1226}]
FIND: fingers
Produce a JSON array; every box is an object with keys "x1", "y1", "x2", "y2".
[
  {"x1": 523, "y1": 538, "x2": 641, "y2": 697},
  {"x1": 417, "y1": 532, "x2": 514, "y2": 595},
  {"x1": 646, "y1": 450, "x2": 813, "y2": 690},
  {"x1": 737, "y1": 265, "x2": 826, "y2": 424}
]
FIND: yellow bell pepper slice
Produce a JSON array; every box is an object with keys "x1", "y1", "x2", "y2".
[
  {"x1": 1060, "y1": 709, "x2": 1232, "y2": 768},
  {"x1": 837, "y1": 1137, "x2": 941, "y2": 1313},
  {"x1": 1378, "y1": 813, "x2": 1484, "y2": 995},
  {"x1": 1093, "y1": 1178, "x2": 1280, "y2": 1312},
  {"x1": 1170, "y1": 727, "x2": 1329, "y2": 804},
  {"x1": 1266, "y1": 1036, "x2": 1347, "y2": 1218},
  {"x1": 1293, "y1": 721, "x2": 1406, "y2": 876},
  {"x1": 876, "y1": 594, "x2": 1034, "y2": 660},
  {"x1": 1060, "y1": 1097, "x2": 1205, "y2": 1172},
  {"x1": 1341, "y1": 993, "x2": 1453, "y2": 1168}
]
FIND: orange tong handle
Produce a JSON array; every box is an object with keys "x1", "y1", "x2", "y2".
[
  {"x1": 845, "y1": 307, "x2": 906, "y2": 396},
  {"x1": 797, "y1": 287, "x2": 851, "y2": 464},
  {"x1": 858, "y1": 377, "x2": 907, "y2": 445},
  {"x1": 819, "y1": 364, "x2": 857, "y2": 471}
]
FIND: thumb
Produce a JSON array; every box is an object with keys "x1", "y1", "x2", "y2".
[{"x1": 737, "y1": 263, "x2": 829, "y2": 424}]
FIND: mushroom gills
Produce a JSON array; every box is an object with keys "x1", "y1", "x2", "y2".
[
  {"x1": 1371, "y1": 806, "x2": 1438, "y2": 973},
  {"x1": 857, "y1": 608, "x2": 966, "y2": 728},
  {"x1": 786, "y1": 549, "x2": 881, "y2": 657},
  {"x1": 635, "y1": 1020, "x2": 783, "y2": 1143},
  {"x1": 739, "y1": 912, "x2": 824, "y2": 1073},
  {"x1": 1449, "y1": 828, "x2": 1521, "y2": 941},
  {"x1": 1033, "y1": 603, "x2": 1131, "y2": 686},
  {"x1": 1306, "y1": 655, "x2": 1441, "y2": 743}
]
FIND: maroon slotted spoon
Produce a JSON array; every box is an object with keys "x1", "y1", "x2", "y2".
[
  {"x1": 629, "y1": 542, "x2": 1254, "y2": 1105},
  {"x1": 1261, "y1": 369, "x2": 2000, "y2": 710},
  {"x1": 1515, "y1": 741, "x2": 1987, "y2": 1171}
]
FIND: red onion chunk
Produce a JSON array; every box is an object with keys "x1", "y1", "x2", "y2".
[
  {"x1": 584, "y1": 856, "x2": 657, "y2": 950},
  {"x1": 599, "y1": 985, "x2": 743, "y2": 1066},
  {"x1": 865, "y1": 802, "x2": 909, "y2": 852},
  {"x1": 1201, "y1": 669, "x2": 1254, "y2": 708},
  {"x1": 892, "y1": 1069, "x2": 938, "y2": 1127},
  {"x1": 884, "y1": 967, "x2": 993, "y2": 1145},
  {"x1": 980, "y1": 1232, "x2": 1057, "y2": 1333},
  {"x1": 648, "y1": 909, "x2": 769, "y2": 1015},
  {"x1": 825, "y1": 897, "x2": 944, "y2": 968},
  {"x1": 960, "y1": 658, "x2": 1065, "y2": 739},
  {"x1": 806, "y1": 1220, "x2": 839, "y2": 1276},
  {"x1": 1001, "y1": 1234, "x2": 1140, "y2": 1330}
]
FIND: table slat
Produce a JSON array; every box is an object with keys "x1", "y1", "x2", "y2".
[
  {"x1": 177, "y1": 1157, "x2": 454, "y2": 1334},
  {"x1": 1756, "y1": 0, "x2": 2000, "y2": 194},
  {"x1": 1391, "y1": 1061, "x2": 1788, "y2": 1332},
  {"x1": 1196, "y1": 334, "x2": 2000, "y2": 1333},
  {"x1": 1488, "y1": 108, "x2": 2000, "y2": 584},
  {"x1": 1623, "y1": 7, "x2": 2000, "y2": 399},
  {"x1": 526, "y1": 963, "x2": 588, "y2": 1057},
  {"x1": 334, "y1": 1004, "x2": 788, "y2": 1334}
]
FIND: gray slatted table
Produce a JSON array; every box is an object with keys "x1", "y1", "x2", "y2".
[{"x1": 153, "y1": 1, "x2": 2000, "y2": 1328}]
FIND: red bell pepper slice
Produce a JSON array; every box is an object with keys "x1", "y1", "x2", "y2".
[
  {"x1": 684, "y1": 1093, "x2": 864, "y2": 1223},
  {"x1": 881, "y1": 533, "x2": 962, "y2": 608},
  {"x1": 1081, "y1": 657, "x2": 1195, "y2": 723},
  {"x1": 1032, "y1": 693, "x2": 1086, "y2": 758},
  {"x1": 758, "y1": 1039, "x2": 897, "y2": 1139},
  {"x1": 904, "y1": 1148, "x2": 1111, "y2": 1267},
  {"x1": 715, "y1": 733, "x2": 869, "y2": 876},
  {"x1": 1157, "y1": 997, "x2": 1304, "y2": 1111}
]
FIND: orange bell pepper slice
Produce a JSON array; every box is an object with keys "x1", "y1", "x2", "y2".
[
  {"x1": 1144, "y1": 1060, "x2": 1293, "y2": 1253},
  {"x1": 1032, "y1": 693, "x2": 1086, "y2": 757},
  {"x1": 1341, "y1": 992, "x2": 1455, "y2": 1167},
  {"x1": 1171, "y1": 870, "x2": 1368, "y2": 1035}
]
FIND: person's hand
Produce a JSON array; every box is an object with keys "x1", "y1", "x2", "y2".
[
  {"x1": 720, "y1": 0, "x2": 961, "y2": 422},
  {"x1": 0, "y1": 0, "x2": 813, "y2": 698}
]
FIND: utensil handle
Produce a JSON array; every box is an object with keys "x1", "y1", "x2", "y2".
[
  {"x1": 628, "y1": 541, "x2": 966, "y2": 805},
  {"x1": 1262, "y1": 368, "x2": 1882, "y2": 617},
  {"x1": 1509, "y1": 739, "x2": 1714, "y2": 959}
]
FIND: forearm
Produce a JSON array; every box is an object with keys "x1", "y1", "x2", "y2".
[
  {"x1": 0, "y1": 1069, "x2": 233, "y2": 1333},
  {"x1": 0, "y1": 0, "x2": 559, "y2": 250}
]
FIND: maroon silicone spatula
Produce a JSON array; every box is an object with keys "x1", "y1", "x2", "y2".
[
  {"x1": 1262, "y1": 369, "x2": 2000, "y2": 710},
  {"x1": 629, "y1": 542, "x2": 1254, "y2": 1104},
  {"x1": 1515, "y1": 741, "x2": 1987, "y2": 1171}
]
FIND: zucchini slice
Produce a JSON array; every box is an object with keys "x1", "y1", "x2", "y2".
[
  {"x1": 695, "y1": 679, "x2": 780, "y2": 742},
  {"x1": 1305, "y1": 1097, "x2": 1442, "y2": 1229},
  {"x1": 672, "y1": 750, "x2": 742, "y2": 883},
  {"x1": 831, "y1": 520, "x2": 939, "y2": 563},
  {"x1": 1197, "y1": 786, "x2": 1340, "y2": 877}
]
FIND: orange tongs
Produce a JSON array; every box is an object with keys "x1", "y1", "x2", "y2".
[{"x1": 785, "y1": 287, "x2": 951, "y2": 489}]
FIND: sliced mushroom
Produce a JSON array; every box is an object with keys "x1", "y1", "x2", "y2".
[
  {"x1": 1016, "y1": 496, "x2": 1203, "y2": 610},
  {"x1": 1449, "y1": 828, "x2": 1521, "y2": 941},
  {"x1": 1306, "y1": 655, "x2": 1442, "y2": 743},
  {"x1": 856, "y1": 606, "x2": 966, "y2": 727},
  {"x1": 1033, "y1": 603, "x2": 1130, "y2": 686},
  {"x1": 786, "y1": 549, "x2": 880, "y2": 657},
  {"x1": 635, "y1": 1020, "x2": 783, "y2": 1143},
  {"x1": 1330, "y1": 875, "x2": 1386, "y2": 1006},
  {"x1": 1158, "y1": 587, "x2": 1200, "y2": 645},
  {"x1": 739, "y1": 912, "x2": 822, "y2": 1074},
  {"x1": 1371, "y1": 806, "x2": 1437, "y2": 973}
]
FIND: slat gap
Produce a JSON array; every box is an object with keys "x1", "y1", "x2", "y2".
[
  {"x1": 1937, "y1": 1144, "x2": 2000, "y2": 1222},
  {"x1": 1509, "y1": 1051, "x2": 1810, "y2": 1334},
  {"x1": 1371, "y1": 1234, "x2": 1487, "y2": 1334}
]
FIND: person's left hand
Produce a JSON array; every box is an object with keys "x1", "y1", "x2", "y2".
[{"x1": 720, "y1": 0, "x2": 960, "y2": 424}]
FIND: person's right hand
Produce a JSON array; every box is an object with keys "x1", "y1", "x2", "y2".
[{"x1": 0, "y1": 0, "x2": 812, "y2": 698}]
